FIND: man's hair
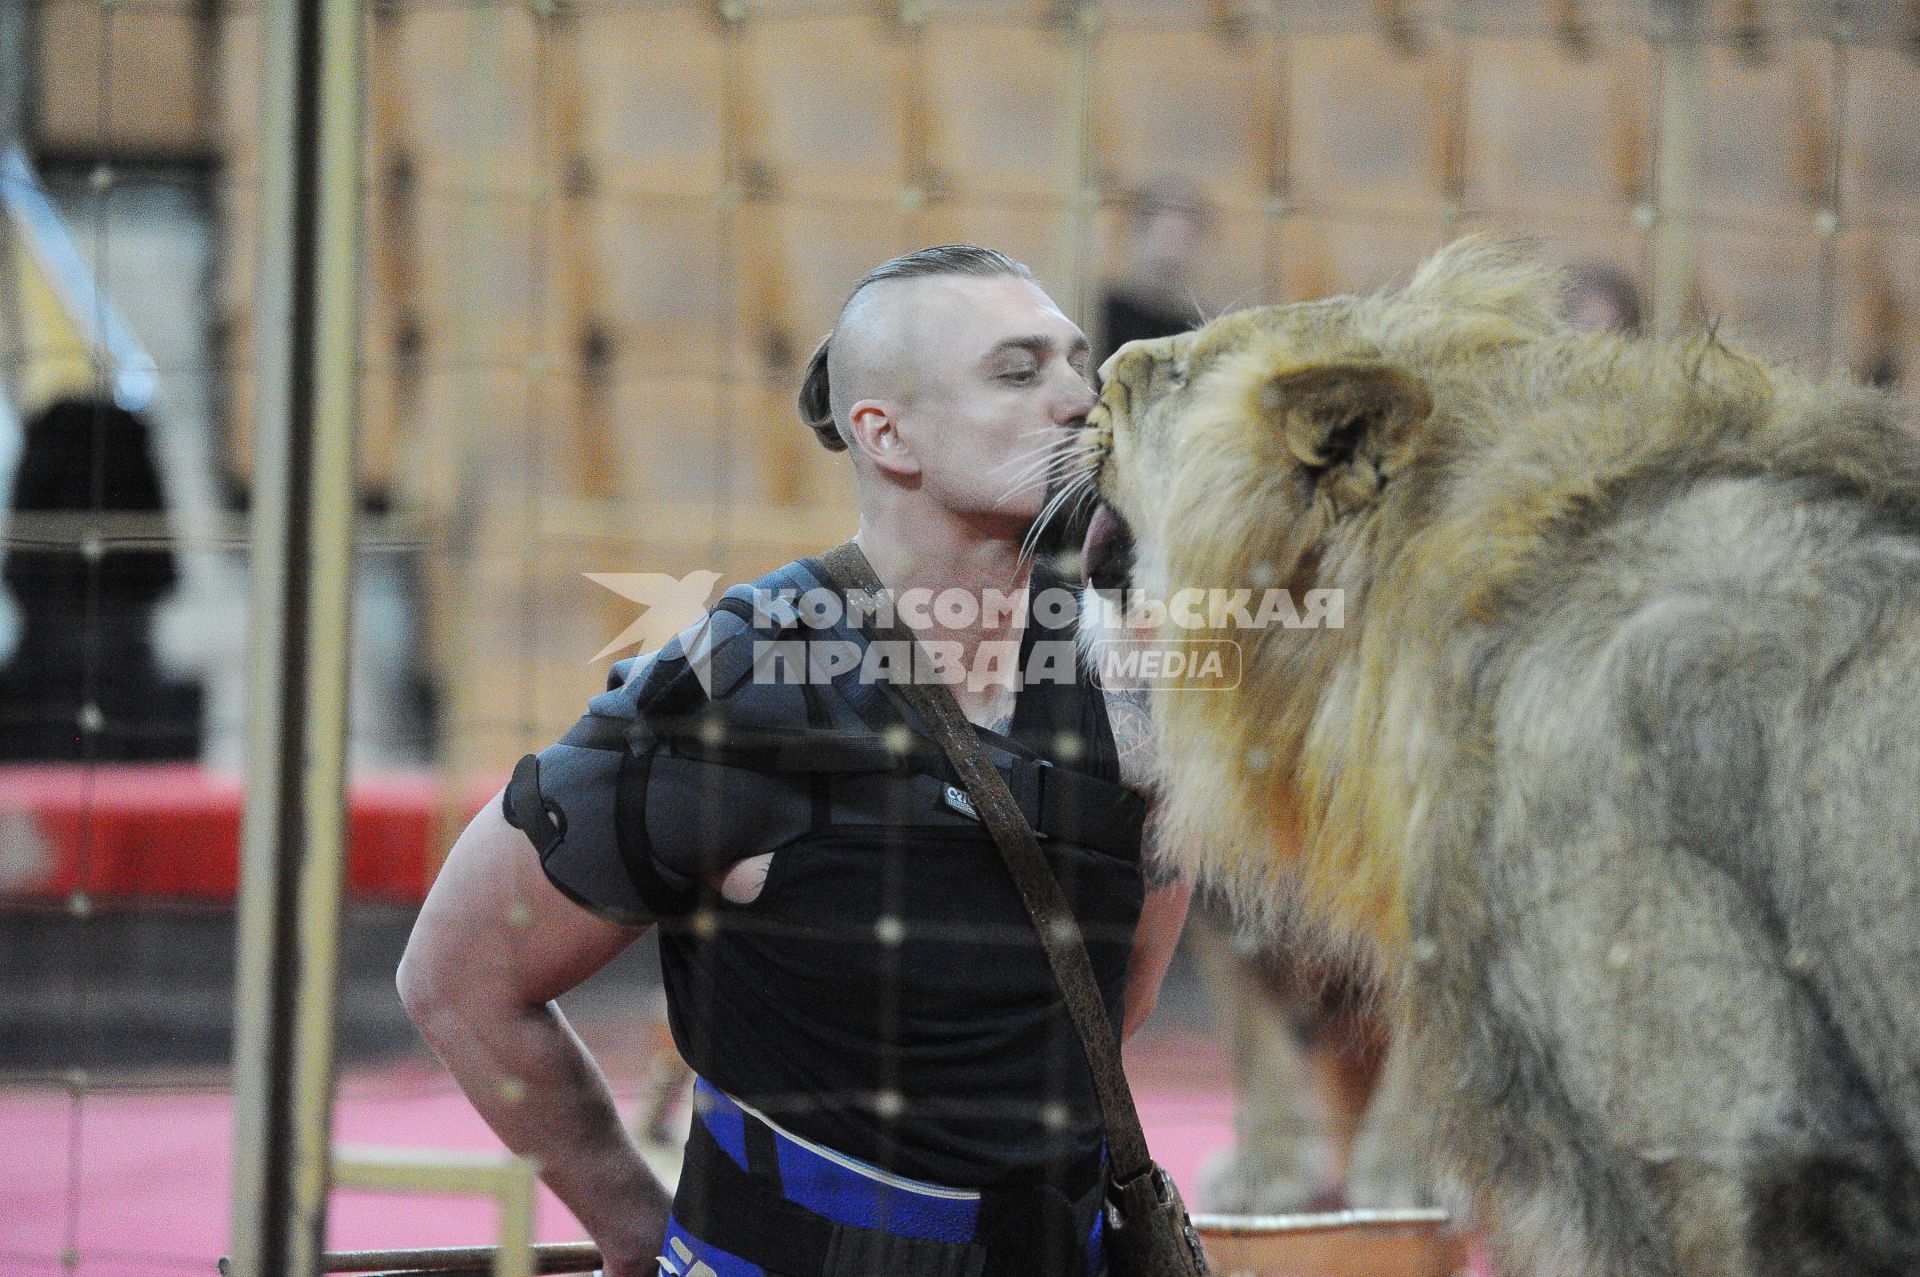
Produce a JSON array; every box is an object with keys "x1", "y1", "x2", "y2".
[{"x1": 797, "y1": 244, "x2": 1035, "y2": 452}]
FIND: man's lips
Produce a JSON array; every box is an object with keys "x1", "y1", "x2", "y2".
[{"x1": 1081, "y1": 504, "x2": 1135, "y2": 590}]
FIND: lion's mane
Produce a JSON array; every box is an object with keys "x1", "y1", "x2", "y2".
[
  {"x1": 1088, "y1": 237, "x2": 1920, "y2": 1275},
  {"x1": 1140, "y1": 241, "x2": 1918, "y2": 958}
]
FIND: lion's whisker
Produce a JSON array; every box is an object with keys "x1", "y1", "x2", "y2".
[
  {"x1": 994, "y1": 441, "x2": 1093, "y2": 509},
  {"x1": 1015, "y1": 469, "x2": 1094, "y2": 576},
  {"x1": 993, "y1": 447, "x2": 1076, "y2": 495},
  {"x1": 996, "y1": 455, "x2": 1085, "y2": 506},
  {"x1": 988, "y1": 434, "x2": 1070, "y2": 480},
  {"x1": 1018, "y1": 479, "x2": 1076, "y2": 565}
]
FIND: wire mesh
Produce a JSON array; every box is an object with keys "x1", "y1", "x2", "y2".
[{"x1": 0, "y1": 1, "x2": 1917, "y2": 1275}]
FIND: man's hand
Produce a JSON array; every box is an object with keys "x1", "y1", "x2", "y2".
[{"x1": 398, "y1": 796, "x2": 672, "y2": 1270}]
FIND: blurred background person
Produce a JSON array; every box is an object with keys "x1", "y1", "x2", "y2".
[{"x1": 1097, "y1": 176, "x2": 1214, "y2": 363}]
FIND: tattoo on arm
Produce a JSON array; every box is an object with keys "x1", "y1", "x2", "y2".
[
  {"x1": 1106, "y1": 687, "x2": 1154, "y2": 785},
  {"x1": 1102, "y1": 687, "x2": 1182, "y2": 887}
]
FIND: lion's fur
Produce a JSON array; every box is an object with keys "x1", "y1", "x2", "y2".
[{"x1": 1083, "y1": 237, "x2": 1920, "y2": 1275}]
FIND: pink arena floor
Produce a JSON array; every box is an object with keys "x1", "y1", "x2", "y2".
[{"x1": 0, "y1": 1033, "x2": 1238, "y2": 1277}]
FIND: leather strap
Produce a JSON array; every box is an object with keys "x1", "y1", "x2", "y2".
[{"x1": 813, "y1": 540, "x2": 1158, "y2": 1189}]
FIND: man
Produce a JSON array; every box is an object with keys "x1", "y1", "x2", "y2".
[
  {"x1": 398, "y1": 245, "x2": 1192, "y2": 1277},
  {"x1": 1096, "y1": 177, "x2": 1211, "y2": 364}
]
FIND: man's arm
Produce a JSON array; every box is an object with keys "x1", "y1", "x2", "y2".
[
  {"x1": 1103, "y1": 683, "x2": 1195, "y2": 1039},
  {"x1": 397, "y1": 796, "x2": 670, "y2": 1277},
  {"x1": 1122, "y1": 807, "x2": 1194, "y2": 1040}
]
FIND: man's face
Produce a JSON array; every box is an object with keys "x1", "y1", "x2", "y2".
[{"x1": 890, "y1": 274, "x2": 1096, "y2": 529}]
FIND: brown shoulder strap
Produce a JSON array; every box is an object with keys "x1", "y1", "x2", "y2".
[{"x1": 813, "y1": 540, "x2": 1156, "y2": 1185}]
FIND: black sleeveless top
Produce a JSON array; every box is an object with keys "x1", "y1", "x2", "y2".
[{"x1": 652, "y1": 560, "x2": 1147, "y2": 1194}]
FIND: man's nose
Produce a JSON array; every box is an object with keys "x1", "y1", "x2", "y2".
[{"x1": 1054, "y1": 373, "x2": 1096, "y2": 425}]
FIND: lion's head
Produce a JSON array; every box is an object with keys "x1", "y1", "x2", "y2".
[
  {"x1": 1071, "y1": 239, "x2": 1578, "y2": 950},
  {"x1": 1077, "y1": 239, "x2": 1570, "y2": 607},
  {"x1": 1068, "y1": 236, "x2": 1920, "y2": 958}
]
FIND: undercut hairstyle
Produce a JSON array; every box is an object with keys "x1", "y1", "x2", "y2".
[{"x1": 798, "y1": 244, "x2": 1036, "y2": 452}]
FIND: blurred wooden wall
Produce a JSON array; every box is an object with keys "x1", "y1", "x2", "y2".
[{"x1": 30, "y1": 0, "x2": 1920, "y2": 771}]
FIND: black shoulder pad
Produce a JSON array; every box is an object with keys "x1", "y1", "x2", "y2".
[
  {"x1": 697, "y1": 555, "x2": 823, "y2": 699},
  {"x1": 503, "y1": 753, "x2": 563, "y2": 854},
  {"x1": 634, "y1": 577, "x2": 822, "y2": 736},
  {"x1": 696, "y1": 598, "x2": 768, "y2": 701}
]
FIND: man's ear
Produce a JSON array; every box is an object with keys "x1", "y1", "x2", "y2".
[
  {"x1": 848, "y1": 399, "x2": 919, "y2": 478},
  {"x1": 1258, "y1": 362, "x2": 1432, "y2": 512}
]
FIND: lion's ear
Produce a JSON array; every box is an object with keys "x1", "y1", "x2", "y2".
[{"x1": 1259, "y1": 362, "x2": 1432, "y2": 510}]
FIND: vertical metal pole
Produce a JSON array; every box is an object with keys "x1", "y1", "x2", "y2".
[
  {"x1": 712, "y1": 0, "x2": 744, "y2": 568},
  {"x1": 229, "y1": 0, "x2": 363, "y2": 1274},
  {"x1": 1813, "y1": 32, "x2": 1846, "y2": 372},
  {"x1": 0, "y1": 0, "x2": 28, "y2": 152},
  {"x1": 0, "y1": 2, "x2": 26, "y2": 598},
  {"x1": 1060, "y1": 0, "x2": 1100, "y2": 329},
  {"x1": 1651, "y1": 0, "x2": 1703, "y2": 332}
]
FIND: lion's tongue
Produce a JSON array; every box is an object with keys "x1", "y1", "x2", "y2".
[{"x1": 1082, "y1": 504, "x2": 1122, "y2": 587}]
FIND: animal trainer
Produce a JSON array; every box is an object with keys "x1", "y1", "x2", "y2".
[{"x1": 399, "y1": 245, "x2": 1196, "y2": 1277}]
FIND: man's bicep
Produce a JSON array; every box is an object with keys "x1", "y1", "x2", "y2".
[{"x1": 402, "y1": 794, "x2": 646, "y2": 1011}]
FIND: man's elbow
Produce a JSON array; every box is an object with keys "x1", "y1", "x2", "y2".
[
  {"x1": 398, "y1": 921, "x2": 541, "y2": 1054},
  {"x1": 396, "y1": 932, "x2": 463, "y2": 1045}
]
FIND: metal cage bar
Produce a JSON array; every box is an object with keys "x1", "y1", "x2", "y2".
[{"x1": 227, "y1": 0, "x2": 366, "y2": 1274}]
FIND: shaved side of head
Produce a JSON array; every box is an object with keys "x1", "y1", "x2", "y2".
[
  {"x1": 825, "y1": 281, "x2": 924, "y2": 450},
  {"x1": 797, "y1": 245, "x2": 1034, "y2": 454}
]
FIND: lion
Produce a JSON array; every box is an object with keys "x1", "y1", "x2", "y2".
[{"x1": 1071, "y1": 237, "x2": 1920, "y2": 1276}]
